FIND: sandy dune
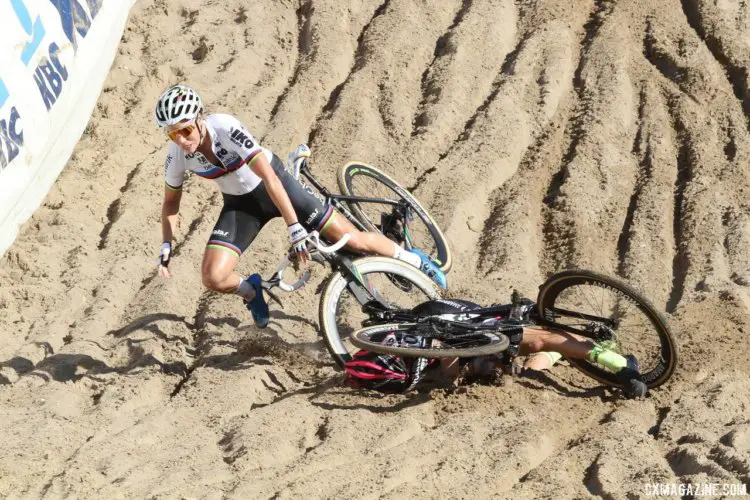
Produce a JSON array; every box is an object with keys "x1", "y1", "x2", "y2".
[{"x1": 1, "y1": 0, "x2": 750, "y2": 497}]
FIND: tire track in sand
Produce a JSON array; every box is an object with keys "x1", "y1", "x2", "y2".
[
  {"x1": 411, "y1": 0, "x2": 475, "y2": 137},
  {"x1": 680, "y1": 0, "x2": 750, "y2": 127},
  {"x1": 542, "y1": 0, "x2": 614, "y2": 272},
  {"x1": 665, "y1": 96, "x2": 697, "y2": 314},
  {"x1": 307, "y1": 0, "x2": 391, "y2": 148},
  {"x1": 615, "y1": 82, "x2": 676, "y2": 309},
  {"x1": 267, "y1": 0, "x2": 314, "y2": 124}
]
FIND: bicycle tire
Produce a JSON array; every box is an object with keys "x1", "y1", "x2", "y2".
[
  {"x1": 351, "y1": 323, "x2": 509, "y2": 358},
  {"x1": 337, "y1": 162, "x2": 452, "y2": 272},
  {"x1": 536, "y1": 269, "x2": 678, "y2": 389},
  {"x1": 319, "y1": 256, "x2": 443, "y2": 367}
]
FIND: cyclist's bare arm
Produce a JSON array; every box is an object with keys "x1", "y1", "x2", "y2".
[
  {"x1": 159, "y1": 186, "x2": 182, "y2": 278},
  {"x1": 162, "y1": 186, "x2": 182, "y2": 243}
]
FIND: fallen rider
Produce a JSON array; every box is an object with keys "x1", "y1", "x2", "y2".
[{"x1": 344, "y1": 299, "x2": 648, "y2": 399}]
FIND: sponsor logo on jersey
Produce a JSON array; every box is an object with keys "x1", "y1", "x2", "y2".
[
  {"x1": 296, "y1": 177, "x2": 327, "y2": 204},
  {"x1": 212, "y1": 229, "x2": 229, "y2": 237},
  {"x1": 185, "y1": 152, "x2": 208, "y2": 164},
  {"x1": 305, "y1": 209, "x2": 319, "y2": 225},
  {"x1": 229, "y1": 127, "x2": 255, "y2": 149}
]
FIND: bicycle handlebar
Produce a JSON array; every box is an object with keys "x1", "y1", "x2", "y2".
[
  {"x1": 309, "y1": 231, "x2": 351, "y2": 253},
  {"x1": 262, "y1": 231, "x2": 350, "y2": 293}
]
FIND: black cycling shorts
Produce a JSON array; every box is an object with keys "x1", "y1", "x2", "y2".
[{"x1": 207, "y1": 154, "x2": 334, "y2": 256}]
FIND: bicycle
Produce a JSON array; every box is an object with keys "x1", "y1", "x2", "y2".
[
  {"x1": 257, "y1": 143, "x2": 454, "y2": 368},
  {"x1": 259, "y1": 231, "x2": 444, "y2": 368},
  {"x1": 347, "y1": 269, "x2": 678, "y2": 392}
]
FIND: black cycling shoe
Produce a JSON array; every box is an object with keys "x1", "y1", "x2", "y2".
[{"x1": 616, "y1": 354, "x2": 648, "y2": 399}]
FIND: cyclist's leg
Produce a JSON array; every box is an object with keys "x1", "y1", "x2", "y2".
[
  {"x1": 201, "y1": 247, "x2": 241, "y2": 293},
  {"x1": 202, "y1": 194, "x2": 270, "y2": 297},
  {"x1": 524, "y1": 351, "x2": 563, "y2": 371},
  {"x1": 320, "y1": 213, "x2": 400, "y2": 256},
  {"x1": 520, "y1": 327, "x2": 636, "y2": 376},
  {"x1": 321, "y1": 213, "x2": 447, "y2": 287},
  {"x1": 519, "y1": 328, "x2": 594, "y2": 360},
  {"x1": 203, "y1": 193, "x2": 278, "y2": 326}
]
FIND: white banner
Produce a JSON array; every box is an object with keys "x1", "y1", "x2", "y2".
[{"x1": 0, "y1": 0, "x2": 136, "y2": 256}]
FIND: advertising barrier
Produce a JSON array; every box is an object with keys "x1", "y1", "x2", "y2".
[{"x1": 0, "y1": 0, "x2": 136, "y2": 256}]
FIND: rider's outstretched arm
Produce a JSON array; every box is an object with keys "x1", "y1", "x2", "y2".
[
  {"x1": 158, "y1": 186, "x2": 182, "y2": 278},
  {"x1": 162, "y1": 186, "x2": 182, "y2": 243}
]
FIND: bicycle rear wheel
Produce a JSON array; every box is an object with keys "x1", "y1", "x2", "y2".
[
  {"x1": 337, "y1": 162, "x2": 452, "y2": 272},
  {"x1": 351, "y1": 323, "x2": 509, "y2": 358},
  {"x1": 536, "y1": 269, "x2": 677, "y2": 389}
]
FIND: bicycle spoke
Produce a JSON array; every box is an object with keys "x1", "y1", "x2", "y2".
[
  {"x1": 570, "y1": 286, "x2": 603, "y2": 319},
  {"x1": 615, "y1": 322, "x2": 655, "y2": 331},
  {"x1": 614, "y1": 332, "x2": 661, "y2": 347},
  {"x1": 538, "y1": 271, "x2": 676, "y2": 389},
  {"x1": 557, "y1": 285, "x2": 659, "y2": 361},
  {"x1": 348, "y1": 174, "x2": 438, "y2": 259}
]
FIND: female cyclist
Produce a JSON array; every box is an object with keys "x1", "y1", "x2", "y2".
[{"x1": 154, "y1": 84, "x2": 446, "y2": 327}]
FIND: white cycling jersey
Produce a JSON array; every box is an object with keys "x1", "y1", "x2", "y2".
[{"x1": 163, "y1": 113, "x2": 273, "y2": 196}]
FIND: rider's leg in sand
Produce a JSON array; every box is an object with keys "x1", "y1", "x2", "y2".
[
  {"x1": 320, "y1": 212, "x2": 447, "y2": 288},
  {"x1": 460, "y1": 327, "x2": 645, "y2": 397},
  {"x1": 523, "y1": 351, "x2": 563, "y2": 371},
  {"x1": 519, "y1": 327, "x2": 646, "y2": 397},
  {"x1": 519, "y1": 328, "x2": 595, "y2": 361}
]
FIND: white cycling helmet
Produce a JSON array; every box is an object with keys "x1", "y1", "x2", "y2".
[{"x1": 154, "y1": 84, "x2": 203, "y2": 127}]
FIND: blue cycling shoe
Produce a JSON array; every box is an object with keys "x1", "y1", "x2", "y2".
[
  {"x1": 411, "y1": 249, "x2": 448, "y2": 289},
  {"x1": 245, "y1": 273, "x2": 269, "y2": 328}
]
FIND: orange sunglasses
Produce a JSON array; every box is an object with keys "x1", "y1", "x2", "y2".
[{"x1": 167, "y1": 122, "x2": 197, "y2": 142}]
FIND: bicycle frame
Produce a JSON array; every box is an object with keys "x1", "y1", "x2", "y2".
[{"x1": 269, "y1": 234, "x2": 617, "y2": 347}]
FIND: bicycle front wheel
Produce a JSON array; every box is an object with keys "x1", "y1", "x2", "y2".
[
  {"x1": 319, "y1": 257, "x2": 443, "y2": 367},
  {"x1": 536, "y1": 269, "x2": 678, "y2": 389},
  {"x1": 351, "y1": 323, "x2": 509, "y2": 358},
  {"x1": 337, "y1": 162, "x2": 452, "y2": 272}
]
